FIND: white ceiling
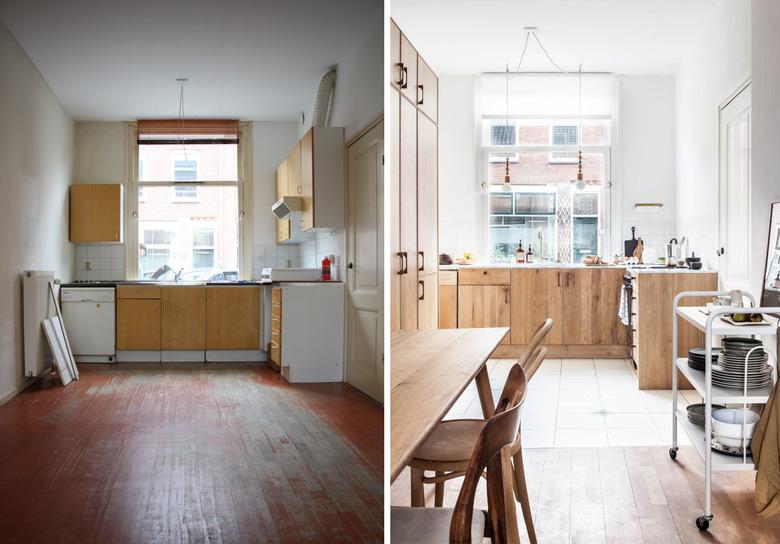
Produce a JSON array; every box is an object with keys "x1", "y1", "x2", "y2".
[
  {"x1": 392, "y1": 0, "x2": 715, "y2": 75},
  {"x1": 0, "y1": 0, "x2": 380, "y2": 121}
]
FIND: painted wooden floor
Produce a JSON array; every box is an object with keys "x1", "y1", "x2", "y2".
[
  {"x1": 392, "y1": 446, "x2": 780, "y2": 543},
  {"x1": 0, "y1": 364, "x2": 383, "y2": 543}
]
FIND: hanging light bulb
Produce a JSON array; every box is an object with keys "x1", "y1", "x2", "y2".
[{"x1": 502, "y1": 64, "x2": 513, "y2": 193}]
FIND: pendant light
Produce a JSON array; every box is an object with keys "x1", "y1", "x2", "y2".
[
  {"x1": 572, "y1": 65, "x2": 587, "y2": 191},
  {"x1": 501, "y1": 64, "x2": 512, "y2": 192}
]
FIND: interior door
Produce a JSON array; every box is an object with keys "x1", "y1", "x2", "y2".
[
  {"x1": 718, "y1": 83, "x2": 751, "y2": 290},
  {"x1": 346, "y1": 121, "x2": 384, "y2": 403}
]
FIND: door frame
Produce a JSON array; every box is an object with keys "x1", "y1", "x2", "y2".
[
  {"x1": 715, "y1": 77, "x2": 751, "y2": 290},
  {"x1": 344, "y1": 116, "x2": 384, "y2": 400}
]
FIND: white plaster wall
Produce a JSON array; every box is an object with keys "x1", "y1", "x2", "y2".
[
  {"x1": 675, "y1": 0, "x2": 750, "y2": 273},
  {"x1": 0, "y1": 19, "x2": 74, "y2": 402},
  {"x1": 751, "y1": 0, "x2": 780, "y2": 298}
]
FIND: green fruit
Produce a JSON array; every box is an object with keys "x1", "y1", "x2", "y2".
[{"x1": 732, "y1": 313, "x2": 747, "y2": 322}]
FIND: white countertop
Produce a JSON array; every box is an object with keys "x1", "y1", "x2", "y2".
[{"x1": 439, "y1": 263, "x2": 714, "y2": 273}]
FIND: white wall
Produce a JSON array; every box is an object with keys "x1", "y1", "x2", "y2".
[
  {"x1": 619, "y1": 75, "x2": 677, "y2": 261},
  {"x1": 0, "y1": 19, "x2": 74, "y2": 402},
  {"x1": 438, "y1": 75, "x2": 481, "y2": 259},
  {"x1": 675, "y1": 0, "x2": 750, "y2": 272},
  {"x1": 751, "y1": 0, "x2": 780, "y2": 297}
]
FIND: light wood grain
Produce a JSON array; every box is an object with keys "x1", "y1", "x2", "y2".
[
  {"x1": 390, "y1": 20, "x2": 402, "y2": 88},
  {"x1": 438, "y1": 272, "x2": 457, "y2": 329},
  {"x1": 417, "y1": 111, "x2": 438, "y2": 276},
  {"x1": 390, "y1": 88, "x2": 401, "y2": 332},
  {"x1": 399, "y1": 32, "x2": 417, "y2": 103},
  {"x1": 510, "y1": 268, "x2": 563, "y2": 345},
  {"x1": 459, "y1": 268, "x2": 510, "y2": 286},
  {"x1": 116, "y1": 285, "x2": 160, "y2": 299},
  {"x1": 562, "y1": 269, "x2": 592, "y2": 344},
  {"x1": 399, "y1": 95, "x2": 418, "y2": 330},
  {"x1": 417, "y1": 55, "x2": 438, "y2": 124},
  {"x1": 300, "y1": 131, "x2": 314, "y2": 231},
  {"x1": 206, "y1": 286, "x2": 262, "y2": 350},
  {"x1": 161, "y1": 286, "x2": 206, "y2": 350},
  {"x1": 458, "y1": 285, "x2": 511, "y2": 345},
  {"x1": 69, "y1": 184, "x2": 122, "y2": 243},
  {"x1": 417, "y1": 272, "x2": 438, "y2": 330},
  {"x1": 275, "y1": 161, "x2": 290, "y2": 243},
  {"x1": 116, "y1": 298, "x2": 161, "y2": 350},
  {"x1": 634, "y1": 272, "x2": 717, "y2": 389},
  {"x1": 390, "y1": 328, "x2": 508, "y2": 482}
]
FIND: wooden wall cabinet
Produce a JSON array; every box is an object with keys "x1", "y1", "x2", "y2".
[
  {"x1": 390, "y1": 20, "x2": 439, "y2": 333},
  {"x1": 69, "y1": 184, "x2": 123, "y2": 243},
  {"x1": 206, "y1": 286, "x2": 262, "y2": 350},
  {"x1": 161, "y1": 286, "x2": 206, "y2": 350},
  {"x1": 275, "y1": 160, "x2": 291, "y2": 243},
  {"x1": 438, "y1": 271, "x2": 458, "y2": 329},
  {"x1": 417, "y1": 57, "x2": 438, "y2": 124},
  {"x1": 116, "y1": 286, "x2": 161, "y2": 350}
]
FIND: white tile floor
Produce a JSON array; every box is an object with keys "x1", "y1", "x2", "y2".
[{"x1": 444, "y1": 358, "x2": 701, "y2": 448}]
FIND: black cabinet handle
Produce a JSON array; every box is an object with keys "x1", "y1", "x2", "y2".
[
  {"x1": 346, "y1": 263, "x2": 353, "y2": 270},
  {"x1": 418, "y1": 84, "x2": 425, "y2": 105},
  {"x1": 397, "y1": 252, "x2": 405, "y2": 275},
  {"x1": 418, "y1": 251, "x2": 425, "y2": 272},
  {"x1": 396, "y1": 63, "x2": 405, "y2": 86},
  {"x1": 717, "y1": 247, "x2": 725, "y2": 256},
  {"x1": 419, "y1": 280, "x2": 425, "y2": 300},
  {"x1": 401, "y1": 66, "x2": 408, "y2": 88},
  {"x1": 402, "y1": 252, "x2": 408, "y2": 274}
]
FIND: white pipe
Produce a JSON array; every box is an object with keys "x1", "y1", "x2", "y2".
[{"x1": 312, "y1": 69, "x2": 337, "y2": 127}]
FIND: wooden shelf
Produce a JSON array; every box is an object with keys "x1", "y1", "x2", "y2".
[
  {"x1": 675, "y1": 306, "x2": 779, "y2": 336},
  {"x1": 675, "y1": 408, "x2": 755, "y2": 472},
  {"x1": 674, "y1": 358, "x2": 775, "y2": 404}
]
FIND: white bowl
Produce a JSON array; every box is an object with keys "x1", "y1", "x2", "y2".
[
  {"x1": 712, "y1": 431, "x2": 751, "y2": 449},
  {"x1": 712, "y1": 408, "x2": 760, "y2": 439}
]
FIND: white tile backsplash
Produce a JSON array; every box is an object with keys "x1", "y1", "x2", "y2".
[
  {"x1": 74, "y1": 243, "x2": 125, "y2": 281},
  {"x1": 252, "y1": 230, "x2": 345, "y2": 281}
]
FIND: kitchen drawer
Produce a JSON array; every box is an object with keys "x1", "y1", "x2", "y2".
[
  {"x1": 270, "y1": 341, "x2": 280, "y2": 365},
  {"x1": 117, "y1": 285, "x2": 161, "y2": 299},
  {"x1": 439, "y1": 270, "x2": 457, "y2": 286},
  {"x1": 458, "y1": 268, "x2": 510, "y2": 286}
]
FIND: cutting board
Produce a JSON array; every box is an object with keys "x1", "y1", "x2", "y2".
[{"x1": 624, "y1": 226, "x2": 638, "y2": 257}]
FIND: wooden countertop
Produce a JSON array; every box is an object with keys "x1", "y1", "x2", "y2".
[{"x1": 390, "y1": 327, "x2": 508, "y2": 482}]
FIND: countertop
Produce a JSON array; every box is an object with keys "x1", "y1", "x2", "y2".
[
  {"x1": 60, "y1": 280, "x2": 341, "y2": 288},
  {"x1": 439, "y1": 263, "x2": 715, "y2": 274}
]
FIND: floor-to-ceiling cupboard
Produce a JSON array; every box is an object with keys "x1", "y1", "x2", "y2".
[{"x1": 390, "y1": 19, "x2": 439, "y2": 331}]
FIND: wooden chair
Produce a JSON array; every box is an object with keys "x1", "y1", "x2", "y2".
[
  {"x1": 391, "y1": 398, "x2": 524, "y2": 543},
  {"x1": 408, "y1": 348, "x2": 547, "y2": 544},
  {"x1": 521, "y1": 318, "x2": 553, "y2": 381}
]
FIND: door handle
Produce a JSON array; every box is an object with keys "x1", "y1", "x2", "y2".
[
  {"x1": 418, "y1": 84, "x2": 425, "y2": 105},
  {"x1": 505, "y1": 287, "x2": 509, "y2": 304},
  {"x1": 418, "y1": 251, "x2": 425, "y2": 272},
  {"x1": 401, "y1": 252, "x2": 408, "y2": 274},
  {"x1": 418, "y1": 280, "x2": 425, "y2": 300},
  {"x1": 397, "y1": 252, "x2": 405, "y2": 275},
  {"x1": 717, "y1": 247, "x2": 725, "y2": 256},
  {"x1": 396, "y1": 63, "x2": 406, "y2": 86},
  {"x1": 346, "y1": 263, "x2": 353, "y2": 270},
  {"x1": 401, "y1": 66, "x2": 408, "y2": 88},
  {"x1": 557, "y1": 271, "x2": 560, "y2": 287}
]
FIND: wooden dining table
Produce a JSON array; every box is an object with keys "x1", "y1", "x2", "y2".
[{"x1": 390, "y1": 327, "x2": 509, "y2": 483}]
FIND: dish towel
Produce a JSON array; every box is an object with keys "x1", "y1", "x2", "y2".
[
  {"x1": 752, "y1": 329, "x2": 780, "y2": 517},
  {"x1": 618, "y1": 285, "x2": 630, "y2": 326}
]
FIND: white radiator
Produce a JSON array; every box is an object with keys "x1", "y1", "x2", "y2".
[{"x1": 23, "y1": 270, "x2": 55, "y2": 377}]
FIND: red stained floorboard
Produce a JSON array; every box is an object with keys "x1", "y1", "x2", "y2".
[{"x1": 0, "y1": 364, "x2": 383, "y2": 543}]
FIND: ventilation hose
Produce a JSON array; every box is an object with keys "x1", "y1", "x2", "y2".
[{"x1": 312, "y1": 69, "x2": 337, "y2": 127}]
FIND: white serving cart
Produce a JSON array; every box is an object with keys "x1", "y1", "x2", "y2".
[{"x1": 671, "y1": 290, "x2": 779, "y2": 531}]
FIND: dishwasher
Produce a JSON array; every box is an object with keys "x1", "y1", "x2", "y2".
[{"x1": 61, "y1": 287, "x2": 116, "y2": 362}]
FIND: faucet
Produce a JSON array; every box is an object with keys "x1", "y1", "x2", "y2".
[
  {"x1": 537, "y1": 229, "x2": 544, "y2": 262},
  {"x1": 174, "y1": 268, "x2": 183, "y2": 282}
]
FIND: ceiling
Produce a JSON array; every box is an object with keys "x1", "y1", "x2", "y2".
[
  {"x1": 392, "y1": 0, "x2": 715, "y2": 75},
  {"x1": 0, "y1": 0, "x2": 379, "y2": 121}
]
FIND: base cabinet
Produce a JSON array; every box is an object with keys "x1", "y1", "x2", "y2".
[
  {"x1": 438, "y1": 271, "x2": 457, "y2": 329},
  {"x1": 161, "y1": 287, "x2": 206, "y2": 350},
  {"x1": 116, "y1": 286, "x2": 161, "y2": 350},
  {"x1": 510, "y1": 269, "x2": 564, "y2": 345},
  {"x1": 417, "y1": 272, "x2": 438, "y2": 330},
  {"x1": 206, "y1": 286, "x2": 262, "y2": 350},
  {"x1": 457, "y1": 285, "x2": 511, "y2": 345}
]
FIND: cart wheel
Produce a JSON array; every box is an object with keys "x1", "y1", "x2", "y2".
[
  {"x1": 669, "y1": 448, "x2": 677, "y2": 460},
  {"x1": 696, "y1": 516, "x2": 710, "y2": 531}
]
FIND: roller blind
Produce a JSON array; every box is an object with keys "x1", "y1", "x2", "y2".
[{"x1": 137, "y1": 119, "x2": 239, "y2": 144}]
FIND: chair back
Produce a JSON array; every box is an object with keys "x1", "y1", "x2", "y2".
[
  {"x1": 522, "y1": 342, "x2": 550, "y2": 382},
  {"x1": 526, "y1": 318, "x2": 553, "y2": 356},
  {"x1": 449, "y1": 400, "x2": 524, "y2": 543}
]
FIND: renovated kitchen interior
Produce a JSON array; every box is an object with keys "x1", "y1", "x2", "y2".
[
  {"x1": 390, "y1": 0, "x2": 780, "y2": 542},
  {"x1": 0, "y1": 1, "x2": 382, "y2": 542}
]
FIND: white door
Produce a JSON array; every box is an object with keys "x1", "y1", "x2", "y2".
[
  {"x1": 346, "y1": 121, "x2": 384, "y2": 403},
  {"x1": 718, "y1": 83, "x2": 751, "y2": 291}
]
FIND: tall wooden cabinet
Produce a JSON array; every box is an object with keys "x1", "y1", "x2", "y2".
[{"x1": 390, "y1": 19, "x2": 439, "y2": 331}]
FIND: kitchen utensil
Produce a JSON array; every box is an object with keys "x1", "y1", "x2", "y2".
[
  {"x1": 632, "y1": 238, "x2": 644, "y2": 264},
  {"x1": 712, "y1": 432, "x2": 752, "y2": 452},
  {"x1": 439, "y1": 253, "x2": 453, "y2": 265},
  {"x1": 712, "y1": 408, "x2": 761, "y2": 440},
  {"x1": 690, "y1": 262, "x2": 703, "y2": 270},
  {"x1": 624, "y1": 226, "x2": 638, "y2": 258},
  {"x1": 687, "y1": 403, "x2": 726, "y2": 426}
]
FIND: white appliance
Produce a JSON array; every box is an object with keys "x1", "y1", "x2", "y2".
[
  {"x1": 22, "y1": 270, "x2": 55, "y2": 377},
  {"x1": 61, "y1": 287, "x2": 116, "y2": 363},
  {"x1": 271, "y1": 196, "x2": 302, "y2": 220},
  {"x1": 260, "y1": 267, "x2": 321, "y2": 283},
  {"x1": 277, "y1": 282, "x2": 344, "y2": 383}
]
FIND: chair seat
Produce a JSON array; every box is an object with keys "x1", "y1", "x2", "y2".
[
  {"x1": 391, "y1": 506, "x2": 486, "y2": 543},
  {"x1": 412, "y1": 419, "x2": 486, "y2": 463}
]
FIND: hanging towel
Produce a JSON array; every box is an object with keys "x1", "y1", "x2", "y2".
[
  {"x1": 752, "y1": 329, "x2": 780, "y2": 517},
  {"x1": 618, "y1": 284, "x2": 630, "y2": 326}
]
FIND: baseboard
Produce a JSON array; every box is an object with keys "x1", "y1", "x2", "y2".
[{"x1": 492, "y1": 344, "x2": 631, "y2": 359}]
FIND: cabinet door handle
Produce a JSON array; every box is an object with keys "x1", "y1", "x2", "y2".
[
  {"x1": 505, "y1": 287, "x2": 509, "y2": 304},
  {"x1": 418, "y1": 251, "x2": 425, "y2": 272},
  {"x1": 397, "y1": 252, "x2": 405, "y2": 275},
  {"x1": 557, "y1": 271, "x2": 560, "y2": 287},
  {"x1": 402, "y1": 252, "x2": 408, "y2": 274},
  {"x1": 401, "y1": 66, "x2": 409, "y2": 89},
  {"x1": 418, "y1": 84, "x2": 425, "y2": 105},
  {"x1": 396, "y1": 63, "x2": 405, "y2": 86},
  {"x1": 418, "y1": 280, "x2": 425, "y2": 300}
]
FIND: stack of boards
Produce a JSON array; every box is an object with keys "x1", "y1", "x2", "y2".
[{"x1": 42, "y1": 281, "x2": 79, "y2": 386}]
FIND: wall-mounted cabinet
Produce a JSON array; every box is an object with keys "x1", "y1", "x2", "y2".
[
  {"x1": 69, "y1": 184, "x2": 123, "y2": 243},
  {"x1": 274, "y1": 127, "x2": 344, "y2": 243}
]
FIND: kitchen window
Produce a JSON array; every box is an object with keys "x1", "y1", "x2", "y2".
[{"x1": 134, "y1": 119, "x2": 241, "y2": 280}]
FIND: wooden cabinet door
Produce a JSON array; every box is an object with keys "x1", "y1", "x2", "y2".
[
  {"x1": 299, "y1": 130, "x2": 314, "y2": 231},
  {"x1": 561, "y1": 269, "x2": 593, "y2": 345},
  {"x1": 399, "y1": 95, "x2": 418, "y2": 330},
  {"x1": 116, "y1": 298, "x2": 161, "y2": 350},
  {"x1": 206, "y1": 286, "x2": 262, "y2": 350},
  {"x1": 287, "y1": 140, "x2": 302, "y2": 197},
  {"x1": 458, "y1": 285, "x2": 511, "y2": 344},
  {"x1": 390, "y1": 20, "x2": 402, "y2": 88},
  {"x1": 390, "y1": 88, "x2": 401, "y2": 331},
  {"x1": 418, "y1": 272, "x2": 438, "y2": 330},
  {"x1": 589, "y1": 268, "x2": 629, "y2": 345},
  {"x1": 399, "y1": 33, "x2": 418, "y2": 103},
  {"x1": 417, "y1": 111, "x2": 437, "y2": 275},
  {"x1": 70, "y1": 184, "x2": 122, "y2": 243},
  {"x1": 510, "y1": 268, "x2": 563, "y2": 345},
  {"x1": 161, "y1": 287, "x2": 206, "y2": 350},
  {"x1": 275, "y1": 162, "x2": 290, "y2": 243},
  {"x1": 417, "y1": 56, "x2": 438, "y2": 123},
  {"x1": 438, "y1": 271, "x2": 457, "y2": 329}
]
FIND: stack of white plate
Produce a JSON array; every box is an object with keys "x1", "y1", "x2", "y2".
[{"x1": 713, "y1": 337, "x2": 773, "y2": 389}]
